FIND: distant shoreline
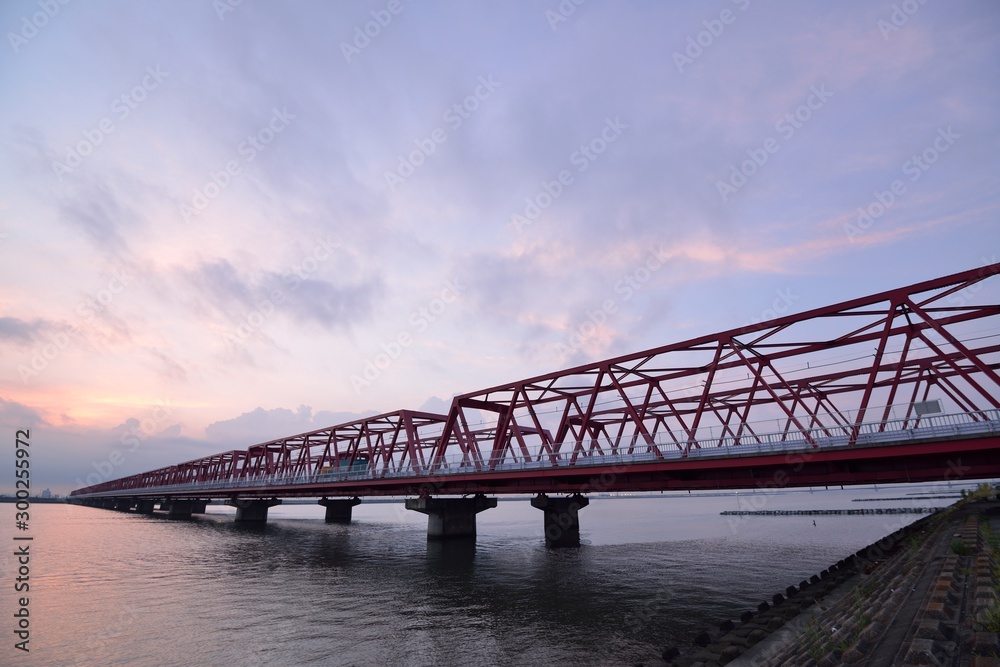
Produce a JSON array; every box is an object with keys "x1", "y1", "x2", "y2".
[{"x1": 0, "y1": 497, "x2": 67, "y2": 504}]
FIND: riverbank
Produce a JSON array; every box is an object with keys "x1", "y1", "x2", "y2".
[{"x1": 660, "y1": 494, "x2": 1000, "y2": 665}]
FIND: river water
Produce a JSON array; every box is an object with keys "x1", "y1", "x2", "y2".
[{"x1": 1, "y1": 483, "x2": 967, "y2": 666}]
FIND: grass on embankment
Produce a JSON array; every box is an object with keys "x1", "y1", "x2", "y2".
[{"x1": 981, "y1": 508, "x2": 1000, "y2": 633}]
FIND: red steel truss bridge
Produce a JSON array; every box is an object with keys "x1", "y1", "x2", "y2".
[{"x1": 71, "y1": 264, "x2": 1000, "y2": 545}]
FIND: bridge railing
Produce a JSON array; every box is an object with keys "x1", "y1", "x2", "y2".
[
  {"x1": 473, "y1": 408, "x2": 1000, "y2": 468},
  {"x1": 78, "y1": 409, "x2": 1000, "y2": 498}
]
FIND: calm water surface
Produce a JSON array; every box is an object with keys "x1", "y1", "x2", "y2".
[{"x1": 1, "y1": 483, "x2": 963, "y2": 666}]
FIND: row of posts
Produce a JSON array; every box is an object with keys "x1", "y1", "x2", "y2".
[{"x1": 72, "y1": 493, "x2": 591, "y2": 547}]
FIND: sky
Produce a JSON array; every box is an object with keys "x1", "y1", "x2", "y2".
[{"x1": 1, "y1": 1, "x2": 999, "y2": 495}]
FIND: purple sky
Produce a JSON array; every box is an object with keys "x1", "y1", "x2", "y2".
[{"x1": 2, "y1": 1, "x2": 999, "y2": 494}]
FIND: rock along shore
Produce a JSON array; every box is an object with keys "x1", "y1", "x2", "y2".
[{"x1": 657, "y1": 496, "x2": 1000, "y2": 666}]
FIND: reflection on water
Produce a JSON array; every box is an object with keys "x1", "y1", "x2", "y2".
[{"x1": 2, "y1": 483, "x2": 962, "y2": 666}]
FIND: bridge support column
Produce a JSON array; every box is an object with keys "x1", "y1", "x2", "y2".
[
  {"x1": 113, "y1": 498, "x2": 133, "y2": 511},
  {"x1": 405, "y1": 495, "x2": 497, "y2": 539},
  {"x1": 319, "y1": 497, "x2": 361, "y2": 523},
  {"x1": 163, "y1": 500, "x2": 203, "y2": 518},
  {"x1": 531, "y1": 493, "x2": 589, "y2": 548},
  {"x1": 135, "y1": 499, "x2": 155, "y2": 514},
  {"x1": 227, "y1": 499, "x2": 281, "y2": 523},
  {"x1": 99, "y1": 498, "x2": 116, "y2": 509}
]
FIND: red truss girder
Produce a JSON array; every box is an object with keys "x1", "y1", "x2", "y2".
[
  {"x1": 429, "y1": 263, "x2": 1000, "y2": 469},
  {"x1": 70, "y1": 264, "x2": 1000, "y2": 497},
  {"x1": 204, "y1": 409, "x2": 452, "y2": 483}
]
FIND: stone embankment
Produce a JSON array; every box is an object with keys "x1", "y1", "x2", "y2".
[{"x1": 658, "y1": 497, "x2": 1000, "y2": 666}]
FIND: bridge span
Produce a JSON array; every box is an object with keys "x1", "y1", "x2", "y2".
[{"x1": 71, "y1": 264, "x2": 1000, "y2": 546}]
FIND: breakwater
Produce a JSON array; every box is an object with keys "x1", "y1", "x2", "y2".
[
  {"x1": 720, "y1": 507, "x2": 941, "y2": 516},
  {"x1": 853, "y1": 495, "x2": 960, "y2": 502}
]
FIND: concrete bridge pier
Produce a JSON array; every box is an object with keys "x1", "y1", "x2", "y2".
[
  {"x1": 134, "y1": 499, "x2": 156, "y2": 514},
  {"x1": 113, "y1": 498, "x2": 134, "y2": 511},
  {"x1": 227, "y1": 498, "x2": 281, "y2": 523},
  {"x1": 531, "y1": 493, "x2": 590, "y2": 548},
  {"x1": 99, "y1": 498, "x2": 116, "y2": 509},
  {"x1": 318, "y1": 497, "x2": 362, "y2": 523},
  {"x1": 163, "y1": 499, "x2": 207, "y2": 518},
  {"x1": 405, "y1": 495, "x2": 497, "y2": 539}
]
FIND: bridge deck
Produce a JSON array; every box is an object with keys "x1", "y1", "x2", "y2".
[{"x1": 73, "y1": 412, "x2": 1000, "y2": 499}]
